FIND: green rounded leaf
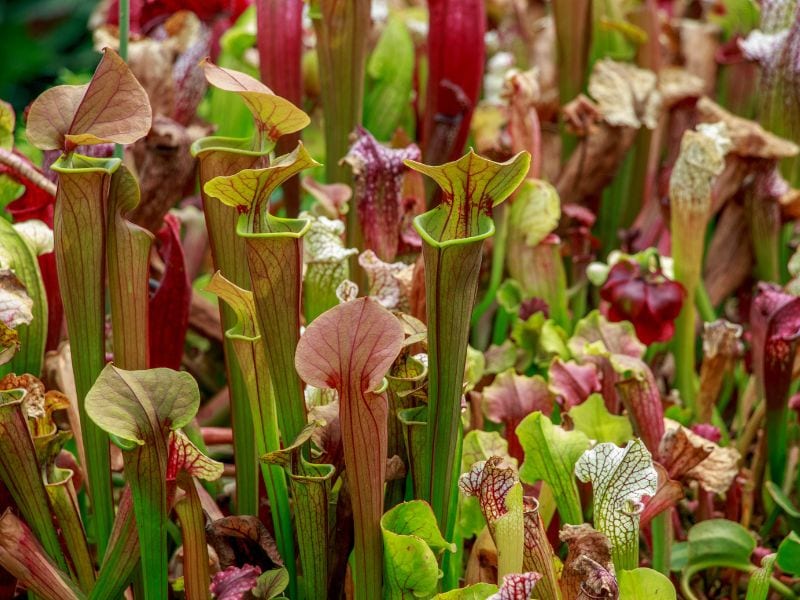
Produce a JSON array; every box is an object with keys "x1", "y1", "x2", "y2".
[
  {"x1": 435, "y1": 583, "x2": 498, "y2": 599},
  {"x1": 517, "y1": 412, "x2": 589, "y2": 525},
  {"x1": 777, "y1": 531, "x2": 800, "y2": 576},
  {"x1": 382, "y1": 500, "x2": 455, "y2": 599},
  {"x1": 85, "y1": 365, "x2": 200, "y2": 445},
  {"x1": 681, "y1": 518, "x2": 756, "y2": 598},
  {"x1": 567, "y1": 393, "x2": 633, "y2": 446},
  {"x1": 618, "y1": 568, "x2": 676, "y2": 600}
]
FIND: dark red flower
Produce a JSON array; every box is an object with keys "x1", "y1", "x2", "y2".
[{"x1": 600, "y1": 259, "x2": 685, "y2": 345}]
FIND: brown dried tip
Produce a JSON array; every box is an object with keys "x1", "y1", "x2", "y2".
[
  {"x1": 587, "y1": 59, "x2": 661, "y2": 129},
  {"x1": 659, "y1": 419, "x2": 740, "y2": 495},
  {"x1": 779, "y1": 187, "x2": 800, "y2": 220},
  {"x1": 657, "y1": 67, "x2": 705, "y2": 109},
  {"x1": 562, "y1": 95, "x2": 601, "y2": 137},
  {"x1": 677, "y1": 20, "x2": 720, "y2": 94},
  {"x1": 559, "y1": 524, "x2": 618, "y2": 600},
  {"x1": 696, "y1": 97, "x2": 799, "y2": 159},
  {"x1": 702, "y1": 319, "x2": 744, "y2": 359}
]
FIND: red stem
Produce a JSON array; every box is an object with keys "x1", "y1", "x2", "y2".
[
  {"x1": 422, "y1": 0, "x2": 485, "y2": 168},
  {"x1": 255, "y1": 0, "x2": 304, "y2": 217}
]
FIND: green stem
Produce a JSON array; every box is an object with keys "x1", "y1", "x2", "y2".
[
  {"x1": 193, "y1": 140, "x2": 266, "y2": 516},
  {"x1": 118, "y1": 0, "x2": 129, "y2": 61},
  {"x1": 471, "y1": 203, "x2": 508, "y2": 327},
  {"x1": 491, "y1": 307, "x2": 511, "y2": 347},
  {"x1": 440, "y1": 427, "x2": 463, "y2": 591},
  {"x1": 596, "y1": 151, "x2": 634, "y2": 257},
  {"x1": 422, "y1": 237, "x2": 484, "y2": 538},
  {"x1": 695, "y1": 281, "x2": 716, "y2": 323},
  {"x1": 52, "y1": 154, "x2": 120, "y2": 559},
  {"x1": 552, "y1": 0, "x2": 591, "y2": 161},
  {"x1": 114, "y1": 0, "x2": 129, "y2": 161},
  {"x1": 650, "y1": 511, "x2": 671, "y2": 576},
  {"x1": 123, "y1": 443, "x2": 169, "y2": 600},
  {"x1": 311, "y1": 0, "x2": 370, "y2": 250},
  {"x1": 673, "y1": 300, "x2": 697, "y2": 413},
  {"x1": 90, "y1": 487, "x2": 139, "y2": 600},
  {"x1": 207, "y1": 273, "x2": 297, "y2": 597},
  {"x1": 748, "y1": 193, "x2": 780, "y2": 283},
  {"x1": 174, "y1": 477, "x2": 210, "y2": 600}
]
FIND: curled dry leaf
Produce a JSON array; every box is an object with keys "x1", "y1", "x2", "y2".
[
  {"x1": 129, "y1": 116, "x2": 205, "y2": 233},
  {"x1": 556, "y1": 60, "x2": 661, "y2": 206},
  {"x1": 556, "y1": 99, "x2": 637, "y2": 205},
  {"x1": 657, "y1": 67, "x2": 705, "y2": 109},
  {"x1": 206, "y1": 516, "x2": 284, "y2": 572},
  {"x1": 659, "y1": 420, "x2": 740, "y2": 495},
  {"x1": 697, "y1": 320, "x2": 744, "y2": 423},
  {"x1": 0, "y1": 270, "x2": 33, "y2": 329},
  {"x1": 703, "y1": 202, "x2": 752, "y2": 305},
  {"x1": 695, "y1": 97, "x2": 799, "y2": 160},
  {"x1": 502, "y1": 68, "x2": 542, "y2": 175},
  {"x1": 94, "y1": 11, "x2": 210, "y2": 124},
  {"x1": 358, "y1": 250, "x2": 414, "y2": 312},
  {"x1": 640, "y1": 463, "x2": 684, "y2": 528},
  {"x1": 559, "y1": 524, "x2": 618, "y2": 600},
  {"x1": 587, "y1": 59, "x2": 661, "y2": 129},
  {"x1": 678, "y1": 20, "x2": 720, "y2": 94}
]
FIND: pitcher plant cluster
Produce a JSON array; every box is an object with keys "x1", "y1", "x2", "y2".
[{"x1": 1, "y1": 1, "x2": 800, "y2": 599}]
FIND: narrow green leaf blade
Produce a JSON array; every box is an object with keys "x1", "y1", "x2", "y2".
[
  {"x1": 107, "y1": 165, "x2": 153, "y2": 370},
  {"x1": 517, "y1": 412, "x2": 589, "y2": 525},
  {"x1": 51, "y1": 153, "x2": 121, "y2": 555}
]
